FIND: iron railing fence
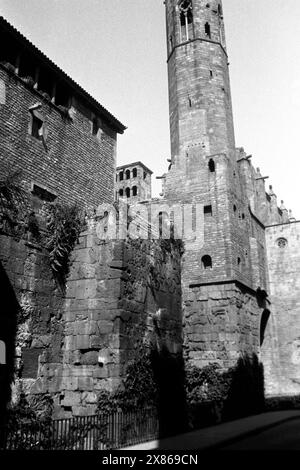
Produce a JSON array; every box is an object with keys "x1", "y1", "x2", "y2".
[{"x1": 0, "y1": 407, "x2": 158, "y2": 450}]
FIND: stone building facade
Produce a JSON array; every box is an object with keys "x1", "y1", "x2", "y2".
[
  {"x1": 0, "y1": 15, "x2": 125, "y2": 209},
  {"x1": 0, "y1": 1, "x2": 300, "y2": 420}
]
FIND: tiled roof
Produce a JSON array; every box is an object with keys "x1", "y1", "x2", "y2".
[{"x1": 0, "y1": 15, "x2": 126, "y2": 133}]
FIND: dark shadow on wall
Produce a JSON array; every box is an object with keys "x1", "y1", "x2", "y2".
[
  {"x1": 151, "y1": 346, "x2": 189, "y2": 439},
  {"x1": 0, "y1": 262, "x2": 18, "y2": 425},
  {"x1": 222, "y1": 354, "x2": 265, "y2": 421},
  {"x1": 154, "y1": 353, "x2": 266, "y2": 446}
]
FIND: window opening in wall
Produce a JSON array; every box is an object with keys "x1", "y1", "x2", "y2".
[
  {"x1": 32, "y1": 184, "x2": 56, "y2": 202},
  {"x1": 132, "y1": 186, "x2": 137, "y2": 197},
  {"x1": 210, "y1": 70, "x2": 213, "y2": 78},
  {"x1": 119, "y1": 172, "x2": 124, "y2": 181},
  {"x1": 125, "y1": 170, "x2": 131, "y2": 180},
  {"x1": 233, "y1": 204, "x2": 237, "y2": 213},
  {"x1": 143, "y1": 172, "x2": 147, "y2": 180},
  {"x1": 132, "y1": 168, "x2": 137, "y2": 178},
  {"x1": 204, "y1": 205, "x2": 212, "y2": 216},
  {"x1": 55, "y1": 83, "x2": 70, "y2": 108},
  {"x1": 119, "y1": 189, "x2": 124, "y2": 197},
  {"x1": 237, "y1": 257, "x2": 241, "y2": 266},
  {"x1": 218, "y1": 4, "x2": 223, "y2": 17},
  {"x1": 208, "y1": 158, "x2": 215, "y2": 172},
  {"x1": 92, "y1": 119, "x2": 99, "y2": 136},
  {"x1": 31, "y1": 115, "x2": 44, "y2": 140},
  {"x1": 205, "y1": 22, "x2": 211, "y2": 39},
  {"x1": 179, "y1": 0, "x2": 193, "y2": 42},
  {"x1": 125, "y1": 187, "x2": 130, "y2": 198},
  {"x1": 201, "y1": 255, "x2": 212, "y2": 269}
]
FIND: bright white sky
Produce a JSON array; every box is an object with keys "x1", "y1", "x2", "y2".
[{"x1": 1, "y1": 0, "x2": 299, "y2": 217}]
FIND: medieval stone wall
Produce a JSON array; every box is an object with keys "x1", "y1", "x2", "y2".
[
  {"x1": 183, "y1": 281, "x2": 264, "y2": 369},
  {"x1": 0, "y1": 231, "x2": 64, "y2": 413},
  {"x1": 23, "y1": 218, "x2": 182, "y2": 418}
]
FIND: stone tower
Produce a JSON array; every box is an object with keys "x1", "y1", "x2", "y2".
[
  {"x1": 163, "y1": 0, "x2": 269, "y2": 368},
  {"x1": 165, "y1": 0, "x2": 235, "y2": 163}
]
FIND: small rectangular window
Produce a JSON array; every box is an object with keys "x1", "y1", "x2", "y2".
[
  {"x1": 204, "y1": 205, "x2": 213, "y2": 216},
  {"x1": 32, "y1": 183, "x2": 57, "y2": 202}
]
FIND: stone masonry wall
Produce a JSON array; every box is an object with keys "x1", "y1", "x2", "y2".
[
  {"x1": 183, "y1": 282, "x2": 263, "y2": 369},
  {"x1": 0, "y1": 231, "x2": 64, "y2": 409},
  {"x1": 41, "y1": 218, "x2": 182, "y2": 418},
  {"x1": 262, "y1": 221, "x2": 300, "y2": 396}
]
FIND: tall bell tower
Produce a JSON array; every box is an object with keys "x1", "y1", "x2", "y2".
[
  {"x1": 165, "y1": 0, "x2": 235, "y2": 164},
  {"x1": 163, "y1": 1, "x2": 268, "y2": 369}
]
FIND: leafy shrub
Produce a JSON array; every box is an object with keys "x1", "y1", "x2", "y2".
[{"x1": 185, "y1": 363, "x2": 232, "y2": 404}]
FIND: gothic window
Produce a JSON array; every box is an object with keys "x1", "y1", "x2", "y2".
[
  {"x1": 205, "y1": 22, "x2": 211, "y2": 39},
  {"x1": 119, "y1": 189, "x2": 124, "y2": 197},
  {"x1": 132, "y1": 168, "x2": 137, "y2": 178},
  {"x1": 201, "y1": 255, "x2": 212, "y2": 269},
  {"x1": 208, "y1": 158, "x2": 215, "y2": 172},
  {"x1": 119, "y1": 171, "x2": 124, "y2": 181},
  {"x1": 125, "y1": 187, "x2": 130, "y2": 198},
  {"x1": 125, "y1": 169, "x2": 131, "y2": 180},
  {"x1": 132, "y1": 186, "x2": 137, "y2": 196},
  {"x1": 179, "y1": 0, "x2": 193, "y2": 42}
]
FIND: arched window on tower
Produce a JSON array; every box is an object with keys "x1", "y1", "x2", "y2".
[
  {"x1": 132, "y1": 186, "x2": 137, "y2": 197},
  {"x1": 125, "y1": 169, "x2": 131, "y2": 180},
  {"x1": 125, "y1": 187, "x2": 130, "y2": 198},
  {"x1": 132, "y1": 168, "x2": 137, "y2": 178},
  {"x1": 179, "y1": 0, "x2": 193, "y2": 42},
  {"x1": 201, "y1": 255, "x2": 212, "y2": 269}
]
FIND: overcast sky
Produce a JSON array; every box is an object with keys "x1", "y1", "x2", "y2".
[{"x1": 1, "y1": 0, "x2": 299, "y2": 217}]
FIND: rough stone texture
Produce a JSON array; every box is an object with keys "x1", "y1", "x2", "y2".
[
  {"x1": 0, "y1": 232, "x2": 64, "y2": 405},
  {"x1": 26, "y1": 218, "x2": 183, "y2": 418},
  {"x1": 262, "y1": 221, "x2": 300, "y2": 396}
]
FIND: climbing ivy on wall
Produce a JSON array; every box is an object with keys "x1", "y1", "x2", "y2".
[
  {"x1": 0, "y1": 170, "x2": 30, "y2": 237},
  {"x1": 45, "y1": 202, "x2": 84, "y2": 285}
]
